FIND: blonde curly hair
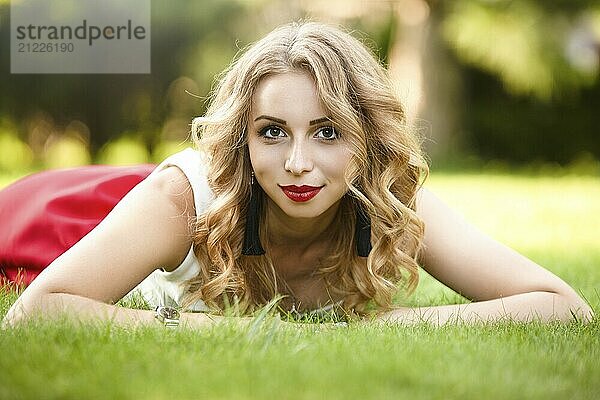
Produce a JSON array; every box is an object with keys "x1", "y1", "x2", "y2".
[{"x1": 184, "y1": 21, "x2": 429, "y2": 316}]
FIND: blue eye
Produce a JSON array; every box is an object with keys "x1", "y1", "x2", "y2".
[
  {"x1": 259, "y1": 126, "x2": 286, "y2": 140},
  {"x1": 316, "y1": 126, "x2": 338, "y2": 140}
]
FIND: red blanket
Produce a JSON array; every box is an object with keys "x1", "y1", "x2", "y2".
[{"x1": 0, "y1": 164, "x2": 155, "y2": 286}]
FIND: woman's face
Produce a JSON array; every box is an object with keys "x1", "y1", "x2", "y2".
[{"x1": 247, "y1": 71, "x2": 353, "y2": 220}]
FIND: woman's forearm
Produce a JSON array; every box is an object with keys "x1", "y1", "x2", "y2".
[
  {"x1": 2, "y1": 292, "x2": 221, "y2": 329},
  {"x1": 377, "y1": 291, "x2": 595, "y2": 326}
]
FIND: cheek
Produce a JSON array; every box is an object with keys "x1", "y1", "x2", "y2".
[
  {"x1": 248, "y1": 145, "x2": 284, "y2": 181},
  {"x1": 319, "y1": 151, "x2": 352, "y2": 181},
  {"x1": 248, "y1": 141, "x2": 272, "y2": 168}
]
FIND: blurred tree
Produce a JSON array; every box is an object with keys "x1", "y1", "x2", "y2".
[
  {"x1": 441, "y1": 0, "x2": 599, "y2": 100},
  {"x1": 0, "y1": 0, "x2": 249, "y2": 162},
  {"x1": 0, "y1": 0, "x2": 598, "y2": 168},
  {"x1": 435, "y1": 0, "x2": 600, "y2": 165}
]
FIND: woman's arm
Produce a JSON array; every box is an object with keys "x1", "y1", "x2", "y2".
[
  {"x1": 2, "y1": 166, "x2": 207, "y2": 329},
  {"x1": 377, "y1": 291, "x2": 591, "y2": 325},
  {"x1": 2, "y1": 291, "x2": 225, "y2": 329},
  {"x1": 379, "y1": 188, "x2": 594, "y2": 326}
]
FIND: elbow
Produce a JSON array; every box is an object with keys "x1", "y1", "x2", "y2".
[
  {"x1": 570, "y1": 300, "x2": 595, "y2": 324},
  {"x1": 2, "y1": 290, "x2": 53, "y2": 328},
  {"x1": 555, "y1": 292, "x2": 595, "y2": 323},
  {"x1": 2, "y1": 300, "x2": 30, "y2": 328}
]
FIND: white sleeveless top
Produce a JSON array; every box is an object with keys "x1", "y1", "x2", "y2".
[{"x1": 123, "y1": 148, "x2": 341, "y2": 314}]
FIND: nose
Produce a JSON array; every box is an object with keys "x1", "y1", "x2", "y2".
[{"x1": 285, "y1": 139, "x2": 313, "y2": 175}]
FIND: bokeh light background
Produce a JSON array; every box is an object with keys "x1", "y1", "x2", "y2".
[{"x1": 0, "y1": 0, "x2": 599, "y2": 175}]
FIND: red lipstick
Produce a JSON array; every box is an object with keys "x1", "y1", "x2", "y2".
[{"x1": 279, "y1": 185, "x2": 323, "y2": 202}]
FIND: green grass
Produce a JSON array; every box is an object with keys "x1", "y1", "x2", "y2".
[{"x1": 1, "y1": 171, "x2": 599, "y2": 399}]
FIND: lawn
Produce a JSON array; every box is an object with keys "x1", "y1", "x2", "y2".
[{"x1": 1, "y1": 171, "x2": 599, "y2": 400}]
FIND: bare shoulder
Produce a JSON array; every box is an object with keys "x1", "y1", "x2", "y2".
[
  {"x1": 415, "y1": 187, "x2": 433, "y2": 215},
  {"x1": 145, "y1": 166, "x2": 196, "y2": 219},
  {"x1": 141, "y1": 166, "x2": 197, "y2": 272}
]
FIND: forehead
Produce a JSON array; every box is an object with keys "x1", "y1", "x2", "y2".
[{"x1": 251, "y1": 71, "x2": 327, "y2": 118}]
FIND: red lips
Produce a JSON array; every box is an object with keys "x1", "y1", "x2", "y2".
[
  {"x1": 280, "y1": 185, "x2": 322, "y2": 193},
  {"x1": 279, "y1": 185, "x2": 323, "y2": 202}
]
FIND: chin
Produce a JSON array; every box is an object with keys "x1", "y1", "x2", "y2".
[
  {"x1": 284, "y1": 208, "x2": 326, "y2": 219},
  {"x1": 279, "y1": 203, "x2": 326, "y2": 219},
  {"x1": 267, "y1": 195, "x2": 327, "y2": 219}
]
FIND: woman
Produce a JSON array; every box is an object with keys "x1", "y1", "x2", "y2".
[{"x1": 2, "y1": 22, "x2": 593, "y2": 328}]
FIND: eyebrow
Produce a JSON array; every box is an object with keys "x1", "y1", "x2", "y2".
[{"x1": 253, "y1": 115, "x2": 331, "y2": 126}]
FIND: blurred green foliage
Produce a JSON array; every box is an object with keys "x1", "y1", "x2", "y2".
[
  {"x1": 0, "y1": 130, "x2": 34, "y2": 172},
  {"x1": 0, "y1": 0, "x2": 598, "y2": 170},
  {"x1": 43, "y1": 136, "x2": 91, "y2": 169},
  {"x1": 432, "y1": 0, "x2": 600, "y2": 165},
  {"x1": 96, "y1": 135, "x2": 151, "y2": 166},
  {"x1": 442, "y1": 1, "x2": 598, "y2": 100}
]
